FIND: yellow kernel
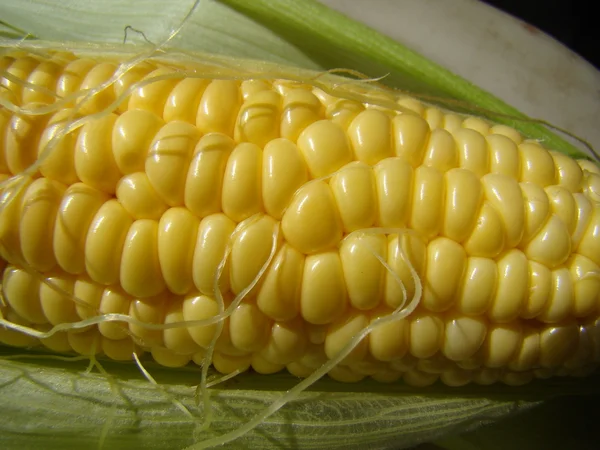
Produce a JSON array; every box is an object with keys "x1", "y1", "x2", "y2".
[
  {"x1": 281, "y1": 180, "x2": 343, "y2": 254},
  {"x1": 112, "y1": 109, "x2": 165, "y2": 174},
  {"x1": 409, "y1": 311, "x2": 444, "y2": 359},
  {"x1": 97, "y1": 286, "x2": 130, "y2": 340},
  {"x1": 348, "y1": 109, "x2": 393, "y2": 165},
  {"x1": 120, "y1": 219, "x2": 165, "y2": 298},
  {"x1": 192, "y1": 214, "x2": 235, "y2": 296},
  {"x1": 487, "y1": 134, "x2": 520, "y2": 179},
  {"x1": 523, "y1": 261, "x2": 551, "y2": 318},
  {"x1": 481, "y1": 173, "x2": 524, "y2": 248},
  {"x1": 482, "y1": 322, "x2": 522, "y2": 368},
  {"x1": 442, "y1": 314, "x2": 487, "y2": 361},
  {"x1": 462, "y1": 117, "x2": 490, "y2": 136},
  {"x1": 410, "y1": 165, "x2": 444, "y2": 239},
  {"x1": 455, "y1": 257, "x2": 497, "y2": 315},
  {"x1": 163, "y1": 78, "x2": 210, "y2": 124},
  {"x1": 221, "y1": 143, "x2": 263, "y2": 223},
  {"x1": 489, "y1": 249, "x2": 528, "y2": 323},
  {"x1": 297, "y1": 120, "x2": 353, "y2": 178},
  {"x1": 490, "y1": 124, "x2": 522, "y2": 145},
  {"x1": 3, "y1": 266, "x2": 45, "y2": 324},
  {"x1": 385, "y1": 233, "x2": 427, "y2": 309},
  {"x1": 158, "y1": 207, "x2": 199, "y2": 295},
  {"x1": 128, "y1": 67, "x2": 179, "y2": 117},
  {"x1": 454, "y1": 128, "x2": 490, "y2": 177},
  {"x1": 20, "y1": 178, "x2": 66, "y2": 271},
  {"x1": 572, "y1": 193, "x2": 593, "y2": 249},
  {"x1": 551, "y1": 151, "x2": 583, "y2": 193},
  {"x1": 340, "y1": 232, "x2": 386, "y2": 310},
  {"x1": 77, "y1": 62, "x2": 117, "y2": 115},
  {"x1": 520, "y1": 182, "x2": 550, "y2": 245},
  {"x1": 578, "y1": 159, "x2": 600, "y2": 175},
  {"x1": 85, "y1": 199, "x2": 133, "y2": 285},
  {"x1": 102, "y1": 337, "x2": 137, "y2": 361},
  {"x1": 73, "y1": 275, "x2": 104, "y2": 323},
  {"x1": 577, "y1": 205, "x2": 600, "y2": 266},
  {"x1": 116, "y1": 172, "x2": 168, "y2": 220},
  {"x1": 537, "y1": 268, "x2": 574, "y2": 323},
  {"x1": 423, "y1": 128, "x2": 457, "y2": 172},
  {"x1": 442, "y1": 168, "x2": 483, "y2": 242},
  {"x1": 281, "y1": 88, "x2": 321, "y2": 141},
  {"x1": 519, "y1": 142, "x2": 556, "y2": 187},
  {"x1": 330, "y1": 162, "x2": 378, "y2": 232},
  {"x1": 392, "y1": 114, "x2": 429, "y2": 167},
  {"x1": 546, "y1": 185, "x2": 577, "y2": 234},
  {"x1": 423, "y1": 237, "x2": 466, "y2": 312},
  {"x1": 424, "y1": 108, "x2": 443, "y2": 130},
  {"x1": 262, "y1": 138, "x2": 309, "y2": 220},
  {"x1": 235, "y1": 90, "x2": 281, "y2": 147},
  {"x1": 256, "y1": 243, "x2": 304, "y2": 321},
  {"x1": 151, "y1": 346, "x2": 191, "y2": 368},
  {"x1": 525, "y1": 215, "x2": 572, "y2": 268},
  {"x1": 163, "y1": 299, "x2": 201, "y2": 355},
  {"x1": 37, "y1": 109, "x2": 79, "y2": 184},
  {"x1": 229, "y1": 215, "x2": 278, "y2": 296},
  {"x1": 325, "y1": 310, "x2": 369, "y2": 364},
  {"x1": 39, "y1": 327, "x2": 71, "y2": 353},
  {"x1": 251, "y1": 353, "x2": 284, "y2": 374},
  {"x1": 569, "y1": 254, "x2": 600, "y2": 317},
  {"x1": 39, "y1": 272, "x2": 78, "y2": 326},
  {"x1": 508, "y1": 326, "x2": 540, "y2": 371},
  {"x1": 373, "y1": 157, "x2": 413, "y2": 228},
  {"x1": 229, "y1": 303, "x2": 271, "y2": 353},
  {"x1": 75, "y1": 113, "x2": 121, "y2": 194},
  {"x1": 55, "y1": 182, "x2": 109, "y2": 270},
  {"x1": 325, "y1": 99, "x2": 363, "y2": 130},
  {"x1": 0, "y1": 176, "x2": 32, "y2": 263},
  {"x1": 259, "y1": 318, "x2": 307, "y2": 365},
  {"x1": 182, "y1": 294, "x2": 220, "y2": 349},
  {"x1": 329, "y1": 365, "x2": 365, "y2": 383},
  {"x1": 68, "y1": 328, "x2": 101, "y2": 356},
  {"x1": 397, "y1": 97, "x2": 425, "y2": 115},
  {"x1": 185, "y1": 133, "x2": 235, "y2": 218},
  {"x1": 300, "y1": 251, "x2": 347, "y2": 325},
  {"x1": 369, "y1": 311, "x2": 409, "y2": 362},
  {"x1": 146, "y1": 121, "x2": 200, "y2": 206},
  {"x1": 112, "y1": 62, "x2": 155, "y2": 113},
  {"x1": 443, "y1": 114, "x2": 463, "y2": 134},
  {"x1": 5, "y1": 110, "x2": 49, "y2": 175},
  {"x1": 129, "y1": 296, "x2": 167, "y2": 347},
  {"x1": 2, "y1": 56, "x2": 38, "y2": 103},
  {"x1": 196, "y1": 80, "x2": 241, "y2": 136}
]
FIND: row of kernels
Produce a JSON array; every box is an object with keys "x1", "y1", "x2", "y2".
[
  {"x1": 1, "y1": 286, "x2": 598, "y2": 383},
  {"x1": 2, "y1": 172, "x2": 597, "y2": 323}
]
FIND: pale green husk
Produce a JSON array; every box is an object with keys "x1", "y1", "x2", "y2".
[
  {"x1": 1, "y1": 349, "x2": 598, "y2": 450},
  {"x1": 0, "y1": 0, "x2": 598, "y2": 449}
]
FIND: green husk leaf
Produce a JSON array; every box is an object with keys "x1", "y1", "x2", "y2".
[{"x1": 1, "y1": 349, "x2": 598, "y2": 450}]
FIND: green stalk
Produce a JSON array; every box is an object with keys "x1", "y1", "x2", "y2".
[{"x1": 217, "y1": 0, "x2": 591, "y2": 160}]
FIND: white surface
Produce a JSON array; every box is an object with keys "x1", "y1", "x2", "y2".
[{"x1": 319, "y1": 0, "x2": 600, "y2": 154}]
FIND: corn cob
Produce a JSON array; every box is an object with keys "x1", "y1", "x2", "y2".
[{"x1": 0, "y1": 48, "x2": 599, "y2": 388}]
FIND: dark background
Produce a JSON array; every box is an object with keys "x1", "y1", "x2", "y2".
[{"x1": 481, "y1": 0, "x2": 599, "y2": 69}]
